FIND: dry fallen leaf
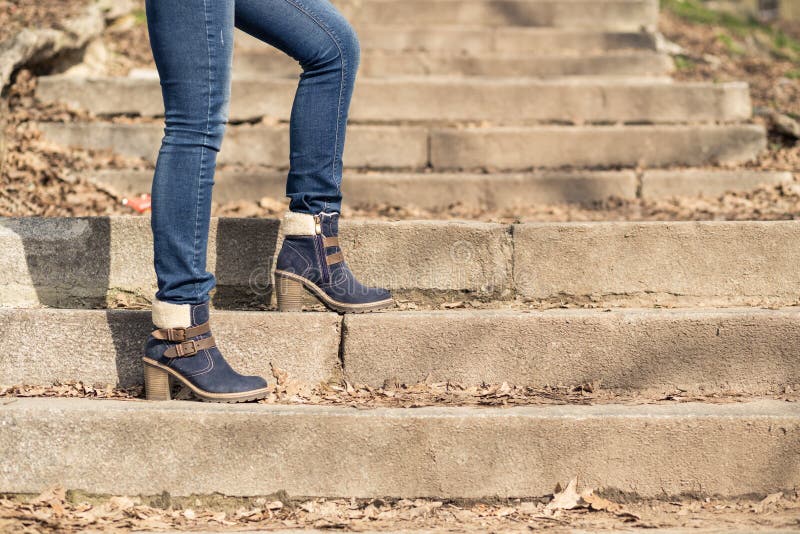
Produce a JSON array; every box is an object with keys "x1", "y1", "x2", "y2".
[
  {"x1": 755, "y1": 492, "x2": 783, "y2": 513},
  {"x1": 547, "y1": 478, "x2": 583, "y2": 511}
]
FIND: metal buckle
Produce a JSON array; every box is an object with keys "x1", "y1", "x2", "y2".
[
  {"x1": 167, "y1": 328, "x2": 187, "y2": 342},
  {"x1": 176, "y1": 339, "x2": 199, "y2": 357}
]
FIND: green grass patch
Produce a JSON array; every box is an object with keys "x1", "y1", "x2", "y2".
[
  {"x1": 717, "y1": 32, "x2": 746, "y2": 55},
  {"x1": 673, "y1": 55, "x2": 696, "y2": 71},
  {"x1": 661, "y1": 0, "x2": 800, "y2": 65},
  {"x1": 132, "y1": 8, "x2": 146, "y2": 24},
  {"x1": 660, "y1": 0, "x2": 760, "y2": 34}
]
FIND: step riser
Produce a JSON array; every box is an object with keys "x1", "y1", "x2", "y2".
[
  {"x1": 232, "y1": 51, "x2": 672, "y2": 77},
  {"x1": 2, "y1": 218, "x2": 800, "y2": 308},
  {"x1": 36, "y1": 123, "x2": 767, "y2": 169},
  {"x1": 514, "y1": 221, "x2": 800, "y2": 306},
  {"x1": 90, "y1": 169, "x2": 640, "y2": 207},
  {"x1": 234, "y1": 27, "x2": 659, "y2": 54},
  {"x1": 0, "y1": 309, "x2": 341, "y2": 388},
  {"x1": 0, "y1": 217, "x2": 512, "y2": 307},
  {"x1": 40, "y1": 78, "x2": 750, "y2": 124},
  {"x1": 88, "y1": 169, "x2": 792, "y2": 208},
  {"x1": 431, "y1": 125, "x2": 766, "y2": 169},
  {"x1": 332, "y1": 0, "x2": 659, "y2": 30},
  {"x1": 2, "y1": 308, "x2": 799, "y2": 395},
  {"x1": 344, "y1": 309, "x2": 800, "y2": 391},
  {"x1": 2, "y1": 398, "x2": 797, "y2": 498}
]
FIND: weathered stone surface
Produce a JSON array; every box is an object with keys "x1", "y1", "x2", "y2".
[
  {"x1": 0, "y1": 217, "x2": 280, "y2": 308},
  {"x1": 36, "y1": 122, "x2": 429, "y2": 169},
  {"x1": 1, "y1": 398, "x2": 797, "y2": 498},
  {"x1": 332, "y1": 0, "x2": 659, "y2": 30},
  {"x1": 641, "y1": 169, "x2": 792, "y2": 199},
  {"x1": 39, "y1": 122, "x2": 767, "y2": 170},
  {"x1": 431, "y1": 125, "x2": 767, "y2": 169},
  {"x1": 38, "y1": 77, "x2": 747, "y2": 123},
  {"x1": 514, "y1": 221, "x2": 800, "y2": 306},
  {"x1": 343, "y1": 308, "x2": 800, "y2": 393},
  {"x1": 88, "y1": 169, "x2": 638, "y2": 208},
  {"x1": 234, "y1": 26, "x2": 659, "y2": 53},
  {"x1": 0, "y1": 217, "x2": 512, "y2": 307},
  {"x1": 339, "y1": 220, "x2": 513, "y2": 298},
  {"x1": 0, "y1": 309, "x2": 341, "y2": 388},
  {"x1": 233, "y1": 49, "x2": 671, "y2": 77}
]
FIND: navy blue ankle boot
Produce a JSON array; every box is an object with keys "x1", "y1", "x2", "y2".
[
  {"x1": 143, "y1": 301, "x2": 270, "y2": 402},
  {"x1": 274, "y1": 211, "x2": 393, "y2": 313}
]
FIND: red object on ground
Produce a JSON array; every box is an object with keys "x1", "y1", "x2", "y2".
[{"x1": 122, "y1": 194, "x2": 152, "y2": 214}]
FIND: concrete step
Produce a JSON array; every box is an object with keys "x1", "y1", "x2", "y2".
[
  {"x1": 231, "y1": 50, "x2": 672, "y2": 77},
  {"x1": 330, "y1": 0, "x2": 659, "y2": 30},
  {"x1": 2, "y1": 307, "x2": 798, "y2": 395},
  {"x1": 36, "y1": 122, "x2": 766, "y2": 169},
  {"x1": 92, "y1": 169, "x2": 640, "y2": 206},
  {"x1": 40, "y1": 77, "x2": 750, "y2": 124},
  {"x1": 2, "y1": 217, "x2": 799, "y2": 308},
  {"x1": 430, "y1": 124, "x2": 766, "y2": 169},
  {"x1": 1, "y1": 397, "x2": 797, "y2": 498},
  {"x1": 0, "y1": 217, "x2": 512, "y2": 307},
  {"x1": 88, "y1": 169, "x2": 791, "y2": 209},
  {"x1": 234, "y1": 26, "x2": 660, "y2": 54}
]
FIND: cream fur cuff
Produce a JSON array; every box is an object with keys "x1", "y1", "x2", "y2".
[
  {"x1": 151, "y1": 299, "x2": 192, "y2": 329},
  {"x1": 282, "y1": 211, "x2": 317, "y2": 236}
]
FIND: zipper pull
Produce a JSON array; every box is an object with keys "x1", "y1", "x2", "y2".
[{"x1": 314, "y1": 214, "x2": 322, "y2": 235}]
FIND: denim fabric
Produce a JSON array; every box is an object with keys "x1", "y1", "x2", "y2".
[
  {"x1": 276, "y1": 212, "x2": 391, "y2": 305},
  {"x1": 146, "y1": 0, "x2": 360, "y2": 303},
  {"x1": 144, "y1": 303, "x2": 268, "y2": 394}
]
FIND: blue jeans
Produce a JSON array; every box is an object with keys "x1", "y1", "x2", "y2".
[{"x1": 146, "y1": 0, "x2": 360, "y2": 304}]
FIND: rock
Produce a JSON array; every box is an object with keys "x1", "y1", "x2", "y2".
[
  {"x1": 0, "y1": 3, "x2": 106, "y2": 90},
  {"x1": 755, "y1": 107, "x2": 800, "y2": 138}
]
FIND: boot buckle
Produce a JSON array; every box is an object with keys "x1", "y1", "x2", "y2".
[
  {"x1": 167, "y1": 328, "x2": 187, "y2": 342},
  {"x1": 174, "y1": 339, "x2": 199, "y2": 357}
]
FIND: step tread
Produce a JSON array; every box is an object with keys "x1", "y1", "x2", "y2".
[
  {"x1": 87, "y1": 168, "x2": 791, "y2": 207},
  {"x1": 4, "y1": 395, "x2": 796, "y2": 417},
  {"x1": 1, "y1": 396, "x2": 796, "y2": 498},
  {"x1": 37, "y1": 75, "x2": 749, "y2": 124}
]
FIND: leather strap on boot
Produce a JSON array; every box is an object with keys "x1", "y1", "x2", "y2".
[
  {"x1": 162, "y1": 336, "x2": 217, "y2": 358},
  {"x1": 151, "y1": 322, "x2": 211, "y2": 342},
  {"x1": 326, "y1": 251, "x2": 344, "y2": 265}
]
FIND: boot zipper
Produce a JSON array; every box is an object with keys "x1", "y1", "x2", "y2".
[{"x1": 314, "y1": 214, "x2": 330, "y2": 283}]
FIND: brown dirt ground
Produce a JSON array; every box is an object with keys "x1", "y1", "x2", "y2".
[{"x1": 1, "y1": 485, "x2": 799, "y2": 533}]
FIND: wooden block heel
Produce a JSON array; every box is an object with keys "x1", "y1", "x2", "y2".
[
  {"x1": 276, "y1": 275, "x2": 307, "y2": 312},
  {"x1": 144, "y1": 363, "x2": 171, "y2": 401}
]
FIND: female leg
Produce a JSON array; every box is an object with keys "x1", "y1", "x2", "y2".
[
  {"x1": 143, "y1": 0, "x2": 268, "y2": 402},
  {"x1": 234, "y1": 0, "x2": 393, "y2": 313}
]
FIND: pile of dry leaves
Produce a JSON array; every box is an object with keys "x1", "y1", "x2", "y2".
[
  {"x1": 3, "y1": 366, "x2": 797, "y2": 408},
  {"x1": 0, "y1": 70, "x2": 146, "y2": 217},
  {"x1": 0, "y1": 0, "x2": 89, "y2": 43},
  {"x1": 2, "y1": 482, "x2": 798, "y2": 533}
]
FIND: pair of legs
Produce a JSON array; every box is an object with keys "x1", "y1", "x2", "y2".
[
  {"x1": 143, "y1": 0, "x2": 391, "y2": 402},
  {"x1": 147, "y1": 0, "x2": 358, "y2": 304}
]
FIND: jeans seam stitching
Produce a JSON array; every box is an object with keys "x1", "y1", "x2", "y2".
[
  {"x1": 191, "y1": 0, "x2": 214, "y2": 299},
  {"x1": 278, "y1": 0, "x2": 347, "y2": 207}
]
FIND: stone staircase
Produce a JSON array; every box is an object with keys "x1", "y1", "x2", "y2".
[{"x1": 1, "y1": 0, "x2": 799, "y2": 500}]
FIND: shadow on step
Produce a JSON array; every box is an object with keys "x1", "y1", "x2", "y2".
[{"x1": 4, "y1": 216, "x2": 281, "y2": 387}]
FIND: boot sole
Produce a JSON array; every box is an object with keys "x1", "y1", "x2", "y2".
[
  {"x1": 143, "y1": 358, "x2": 271, "y2": 403},
  {"x1": 274, "y1": 270, "x2": 394, "y2": 314}
]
